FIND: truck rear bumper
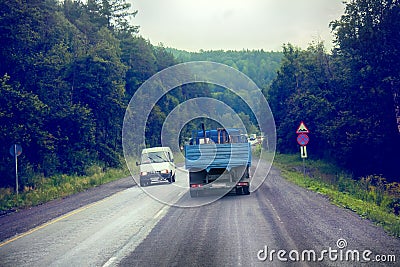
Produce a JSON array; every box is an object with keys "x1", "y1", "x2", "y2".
[{"x1": 189, "y1": 181, "x2": 250, "y2": 197}]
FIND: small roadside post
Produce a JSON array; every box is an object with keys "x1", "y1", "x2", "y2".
[
  {"x1": 296, "y1": 122, "x2": 309, "y2": 177},
  {"x1": 9, "y1": 144, "x2": 22, "y2": 196}
]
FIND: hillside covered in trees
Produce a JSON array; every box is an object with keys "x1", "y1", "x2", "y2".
[
  {"x1": 268, "y1": 0, "x2": 400, "y2": 180},
  {"x1": 0, "y1": 0, "x2": 399, "y2": 190},
  {"x1": 167, "y1": 48, "x2": 283, "y2": 89},
  {"x1": 0, "y1": 0, "x2": 179, "y2": 186}
]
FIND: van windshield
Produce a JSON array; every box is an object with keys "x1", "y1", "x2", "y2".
[{"x1": 141, "y1": 152, "x2": 169, "y2": 164}]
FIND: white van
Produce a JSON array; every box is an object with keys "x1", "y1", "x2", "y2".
[{"x1": 136, "y1": 147, "x2": 176, "y2": 187}]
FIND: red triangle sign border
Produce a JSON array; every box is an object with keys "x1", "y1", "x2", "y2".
[{"x1": 296, "y1": 121, "x2": 309, "y2": 134}]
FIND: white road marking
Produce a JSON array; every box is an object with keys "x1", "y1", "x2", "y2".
[
  {"x1": 102, "y1": 256, "x2": 117, "y2": 267},
  {"x1": 154, "y1": 208, "x2": 164, "y2": 219}
]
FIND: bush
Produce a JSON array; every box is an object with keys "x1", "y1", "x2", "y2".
[
  {"x1": 85, "y1": 165, "x2": 103, "y2": 176},
  {"x1": 253, "y1": 144, "x2": 262, "y2": 158}
]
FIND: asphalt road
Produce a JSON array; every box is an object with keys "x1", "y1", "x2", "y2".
[{"x1": 0, "y1": 165, "x2": 399, "y2": 266}]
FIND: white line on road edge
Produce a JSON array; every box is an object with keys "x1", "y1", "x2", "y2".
[
  {"x1": 154, "y1": 206, "x2": 168, "y2": 219},
  {"x1": 102, "y1": 256, "x2": 117, "y2": 267}
]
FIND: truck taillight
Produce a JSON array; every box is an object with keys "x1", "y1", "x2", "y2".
[
  {"x1": 237, "y1": 182, "x2": 248, "y2": 186},
  {"x1": 191, "y1": 184, "x2": 203, "y2": 188}
]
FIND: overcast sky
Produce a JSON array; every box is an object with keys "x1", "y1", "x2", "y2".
[{"x1": 128, "y1": 0, "x2": 345, "y2": 52}]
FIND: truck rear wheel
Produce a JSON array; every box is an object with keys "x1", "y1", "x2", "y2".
[
  {"x1": 236, "y1": 187, "x2": 243, "y2": 195},
  {"x1": 190, "y1": 189, "x2": 198, "y2": 197},
  {"x1": 243, "y1": 186, "x2": 250, "y2": 195}
]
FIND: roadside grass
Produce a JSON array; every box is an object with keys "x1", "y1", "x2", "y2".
[
  {"x1": 274, "y1": 153, "x2": 400, "y2": 238},
  {"x1": 0, "y1": 164, "x2": 133, "y2": 213}
]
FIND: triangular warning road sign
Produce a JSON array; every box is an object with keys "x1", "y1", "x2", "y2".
[{"x1": 296, "y1": 121, "x2": 309, "y2": 134}]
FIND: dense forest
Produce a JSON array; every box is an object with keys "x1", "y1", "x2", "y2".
[
  {"x1": 167, "y1": 48, "x2": 283, "y2": 89},
  {"x1": 0, "y1": 0, "x2": 399, "y2": 189},
  {"x1": 0, "y1": 0, "x2": 178, "y2": 186},
  {"x1": 268, "y1": 0, "x2": 400, "y2": 180}
]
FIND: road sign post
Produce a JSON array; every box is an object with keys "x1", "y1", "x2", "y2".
[
  {"x1": 10, "y1": 144, "x2": 22, "y2": 196},
  {"x1": 296, "y1": 122, "x2": 309, "y2": 178}
]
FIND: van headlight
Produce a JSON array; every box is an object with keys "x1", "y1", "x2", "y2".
[
  {"x1": 160, "y1": 169, "x2": 169, "y2": 174},
  {"x1": 140, "y1": 171, "x2": 148, "y2": 176}
]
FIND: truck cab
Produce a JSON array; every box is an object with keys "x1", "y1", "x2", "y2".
[{"x1": 137, "y1": 147, "x2": 176, "y2": 187}]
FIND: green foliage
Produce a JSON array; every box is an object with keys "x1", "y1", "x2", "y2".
[
  {"x1": 0, "y1": 74, "x2": 51, "y2": 182},
  {"x1": 167, "y1": 48, "x2": 283, "y2": 89},
  {"x1": 0, "y1": 0, "x2": 176, "y2": 186},
  {"x1": 253, "y1": 144, "x2": 262, "y2": 158},
  {"x1": 268, "y1": 0, "x2": 400, "y2": 180},
  {"x1": 329, "y1": 0, "x2": 400, "y2": 178},
  {"x1": 268, "y1": 43, "x2": 336, "y2": 156}
]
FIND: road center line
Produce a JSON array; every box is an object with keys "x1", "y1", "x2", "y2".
[
  {"x1": 154, "y1": 206, "x2": 168, "y2": 219},
  {"x1": 102, "y1": 256, "x2": 117, "y2": 267}
]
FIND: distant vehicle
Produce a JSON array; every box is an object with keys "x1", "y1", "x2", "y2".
[
  {"x1": 136, "y1": 147, "x2": 176, "y2": 187},
  {"x1": 248, "y1": 134, "x2": 258, "y2": 145},
  {"x1": 185, "y1": 125, "x2": 251, "y2": 197}
]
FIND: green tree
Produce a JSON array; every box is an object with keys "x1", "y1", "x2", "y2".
[
  {"x1": 71, "y1": 27, "x2": 127, "y2": 167},
  {"x1": 87, "y1": 0, "x2": 138, "y2": 33},
  {"x1": 0, "y1": 0, "x2": 60, "y2": 87},
  {"x1": 153, "y1": 44, "x2": 176, "y2": 72},
  {"x1": 0, "y1": 75, "x2": 50, "y2": 184},
  {"x1": 121, "y1": 36, "x2": 157, "y2": 98},
  {"x1": 268, "y1": 43, "x2": 336, "y2": 156},
  {"x1": 330, "y1": 0, "x2": 400, "y2": 177}
]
